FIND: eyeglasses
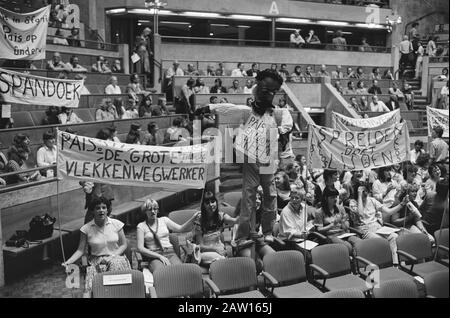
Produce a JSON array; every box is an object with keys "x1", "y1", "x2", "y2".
[{"x1": 204, "y1": 199, "x2": 217, "y2": 204}]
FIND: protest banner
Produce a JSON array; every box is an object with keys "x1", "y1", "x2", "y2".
[
  {"x1": 331, "y1": 110, "x2": 401, "y2": 131},
  {"x1": 307, "y1": 122, "x2": 410, "y2": 171},
  {"x1": 427, "y1": 107, "x2": 449, "y2": 138},
  {"x1": 234, "y1": 112, "x2": 278, "y2": 165},
  {"x1": 0, "y1": 5, "x2": 50, "y2": 60},
  {"x1": 0, "y1": 67, "x2": 84, "y2": 108},
  {"x1": 57, "y1": 131, "x2": 214, "y2": 189}
]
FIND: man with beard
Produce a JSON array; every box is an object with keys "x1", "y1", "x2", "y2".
[{"x1": 372, "y1": 166, "x2": 400, "y2": 208}]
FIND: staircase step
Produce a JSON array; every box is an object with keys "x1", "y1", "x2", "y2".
[
  {"x1": 220, "y1": 171, "x2": 243, "y2": 181},
  {"x1": 219, "y1": 179, "x2": 243, "y2": 192},
  {"x1": 221, "y1": 164, "x2": 241, "y2": 172}
]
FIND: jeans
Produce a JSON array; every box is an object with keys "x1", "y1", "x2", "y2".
[
  {"x1": 236, "y1": 163, "x2": 277, "y2": 241},
  {"x1": 359, "y1": 222, "x2": 399, "y2": 264}
]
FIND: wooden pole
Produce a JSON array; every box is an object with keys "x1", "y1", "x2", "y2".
[{"x1": 0, "y1": 207, "x2": 5, "y2": 287}]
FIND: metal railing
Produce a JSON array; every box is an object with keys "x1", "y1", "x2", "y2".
[
  {"x1": 290, "y1": 0, "x2": 390, "y2": 8},
  {"x1": 47, "y1": 35, "x2": 119, "y2": 52},
  {"x1": 161, "y1": 36, "x2": 391, "y2": 53}
]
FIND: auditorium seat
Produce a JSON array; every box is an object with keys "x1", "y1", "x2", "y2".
[
  {"x1": 30, "y1": 111, "x2": 47, "y2": 126},
  {"x1": 150, "y1": 264, "x2": 204, "y2": 298},
  {"x1": 91, "y1": 270, "x2": 146, "y2": 298},
  {"x1": 11, "y1": 112, "x2": 35, "y2": 128},
  {"x1": 73, "y1": 108, "x2": 95, "y2": 122},
  {"x1": 372, "y1": 279, "x2": 419, "y2": 298}
]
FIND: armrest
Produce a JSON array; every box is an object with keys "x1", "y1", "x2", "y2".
[
  {"x1": 203, "y1": 277, "x2": 221, "y2": 297},
  {"x1": 272, "y1": 237, "x2": 286, "y2": 248},
  {"x1": 426, "y1": 295, "x2": 436, "y2": 299},
  {"x1": 148, "y1": 286, "x2": 158, "y2": 298},
  {"x1": 397, "y1": 250, "x2": 418, "y2": 272},
  {"x1": 421, "y1": 220, "x2": 431, "y2": 227},
  {"x1": 309, "y1": 231, "x2": 327, "y2": 242},
  {"x1": 310, "y1": 264, "x2": 329, "y2": 289},
  {"x1": 81, "y1": 255, "x2": 88, "y2": 267},
  {"x1": 383, "y1": 222, "x2": 398, "y2": 229},
  {"x1": 438, "y1": 245, "x2": 449, "y2": 253},
  {"x1": 260, "y1": 271, "x2": 279, "y2": 287},
  {"x1": 355, "y1": 256, "x2": 376, "y2": 275}
]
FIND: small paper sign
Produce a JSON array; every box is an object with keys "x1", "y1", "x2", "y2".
[
  {"x1": 131, "y1": 53, "x2": 141, "y2": 64},
  {"x1": 296, "y1": 240, "x2": 319, "y2": 251},
  {"x1": 1, "y1": 104, "x2": 11, "y2": 118},
  {"x1": 102, "y1": 273, "x2": 132, "y2": 286}
]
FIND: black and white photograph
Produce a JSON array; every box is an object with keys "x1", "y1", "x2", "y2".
[{"x1": 0, "y1": 0, "x2": 448, "y2": 303}]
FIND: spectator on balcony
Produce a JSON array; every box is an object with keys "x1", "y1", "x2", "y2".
[
  {"x1": 271, "y1": 64, "x2": 278, "y2": 72},
  {"x1": 206, "y1": 64, "x2": 215, "y2": 76},
  {"x1": 4, "y1": 145, "x2": 41, "y2": 184},
  {"x1": 126, "y1": 73, "x2": 143, "y2": 103},
  {"x1": 53, "y1": 28, "x2": 68, "y2": 46},
  {"x1": 345, "y1": 66, "x2": 356, "y2": 79},
  {"x1": 92, "y1": 56, "x2": 112, "y2": 74},
  {"x1": 104, "y1": 76, "x2": 122, "y2": 95},
  {"x1": 210, "y1": 78, "x2": 227, "y2": 94},
  {"x1": 403, "y1": 82, "x2": 414, "y2": 110},
  {"x1": 42, "y1": 107, "x2": 60, "y2": 125},
  {"x1": 317, "y1": 64, "x2": 330, "y2": 77},
  {"x1": 355, "y1": 67, "x2": 366, "y2": 79},
  {"x1": 36, "y1": 131, "x2": 57, "y2": 177},
  {"x1": 359, "y1": 37, "x2": 372, "y2": 52},
  {"x1": 139, "y1": 94, "x2": 153, "y2": 118},
  {"x1": 210, "y1": 96, "x2": 219, "y2": 104},
  {"x1": 122, "y1": 98, "x2": 139, "y2": 119},
  {"x1": 290, "y1": 66, "x2": 305, "y2": 83},
  {"x1": 344, "y1": 81, "x2": 357, "y2": 95},
  {"x1": 349, "y1": 96, "x2": 360, "y2": 112},
  {"x1": 152, "y1": 97, "x2": 169, "y2": 117},
  {"x1": 426, "y1": 36, "x2": 438, "y2": 57},
  {"x1": 383, "y1": 69, "x2": 395, "y2": 80},
  {"x1": 66, "y1": 56, "x2": 87, "y2": 73},
  {"x1": 408, "y1": 22, "x2": 420, "y2": 42},
  {"x1": 46, "y1": 52, "x2": 67, "y2": 71},
  {"x1": 229, "y1": 80, "x2": 243, "y2": 94},
  {"x1": 331, "y1": 65, "x2": 344, "y2": 79},
  {"x1": 414, "y1": 41, "x2": 425, "y2": 80},
  {"x1": 370, "y1": 67, "x2": 382, "y2": 80},
  {"x1": 96, "y1": 98, "x2": 118, "y2": 122},
  {"x1": 113, "y1": 98, "x2": 126, "y2": 119},
  {"x1": 290, "y1": 29, "x2": 305, "y2": 48},
  {"x1": 334, "y1": 81, "x2": 344, "y2": 94},
  {"x1": 125, "y1": 123, "x2": 142, "y2": 145},
  {"x1": 355, "y1": 81, "x2": 368, "y2": 95},
  {"x1": 368, "y1": 80, "x2": 382, "y2": 95},
  {"x1": 58, "y1": 107, "x2": 83, "y2": 124},
  {"x1": 67, "y1": 27, "x2": 81, "y2": 47},
  {"x1": 438, "y1": 81, "x2": 449, "y2": 110},
  {"x1": 388, "y1": 81, "x2": 404, "y2": 110},
  {"x1": 332, "y1": 30, "x2": 347, "y2": 51},
  {"x1": 112, "y1": 59, "x2": 123, "y2": 73},
  {"x1": 231, "y1": 63, "x2": 246, "y2": 77},
  {"x1": 369, "y1": 95, "x2": 390, "y2": 112},
  {"x1": 134, "y1": 27, "x2": 152, "y2": 81},
  {"x1": 186, "y1": 63, "x2": 200, "y2": 76},
  {"x1": 243, "y1": 79, "x2": 255, "y2": 93},
  {"x1": 194, "y1": 78, "x2": 210, "y2": 94},
  {"x1": 142, "y1": 122, "x2": 163, "y2": 146},
  {"x1": 246, "y1": 63, "x2": 260, "y2": 77},
  {"x1": 360, "y1": 96, "x2": 370, "y2": 112},
  {"x1": 399, "y1": 35, "x2": 413, "y2": 70},
  {"x1": 165, "y1": 60, "x2": 184, "y2": 101},
  {"x1": 278, "y1": 64, "x2": 290, "y2": 81},
  {"x1": 304, "y1": 66, "x2": 314, "y2": 83},
  {"x1": 305, "y1": 29, "x2": 321, "y2": 47}
]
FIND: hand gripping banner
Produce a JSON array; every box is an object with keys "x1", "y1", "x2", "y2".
[
  {"x1": 427, "y1": 107, "x2": 449, "y2": 138},
  {"x1": 331, "y1": 109, "x2": 401, "y2": 131}
]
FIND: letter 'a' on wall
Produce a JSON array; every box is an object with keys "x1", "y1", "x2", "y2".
[
  {"x1": 0, "y1": 5, "x2": 51, "y2": 60},
  {"x1": 306, "y1": 122, "x2": 410, "y2": 171}
]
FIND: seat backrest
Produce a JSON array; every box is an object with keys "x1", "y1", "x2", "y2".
[
  {"x1": 209, "y1": 257, "x2": 258, "y2": 294},
  {"x1": 424, "y1": 271, "x2": 449, "y2": 298},
  {"x1": 263, "y1": 250, "x2": 307, "y2": 285},
  {"x1": 11, "y1": 112, "x2": 35, "y2": 128},
  {"x1": 396, "y1": 233, "x2": 432, "y2": 261},
  {"x1": 372, "y1": 279, "x2": 419, "y2": 298},
  {"x1": 73, "y1": 108, "x2": 94, "y2": 122},
  {"x1": 92, "y1": 270, "x2": 146, "y2": 298},
  {"x1": 311, "y1": 244, "x2": 351, "y2": 276},
  {"x1": 354, "y1": 238, "x2": 393, "y2": 269},
  {"x1": 320, "y1": 288, "x2": 365, "y2": 298},
  {"x1": 223, "y1": 192, "x2": 242, "y2": 208},
  {"x1": 168, "y1": 209, "x2": 198, "y2": 225},
  {"x1": 30, "y1": 111, "x2": 48, "y2": 126},
  {"x1": 153, "y1": 264, "x2": 204, "y2": 298},
  {"x1": 434, "y1": 228, "x2": 449, "y2": 248}
]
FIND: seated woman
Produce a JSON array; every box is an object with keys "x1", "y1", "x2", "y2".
[
  {"x1": 136, "y1": 199, "x2": 199, "y2": 273},
  {"x1": 314, "y1": 187, "x2": 361, "y2": 255},
  {"x1": 138, "y1": 94, "x2": 153, "y2": 118},
  {"x1": 5, "y1": 146, "x2": 41, "y2": 184},
  {"x1": 391, "y1": 184, "x2": 435, "y2": 243},
  {"x1": 275, "y1": 171, "x2": 291, "y2": 211},
  {"x1": 424, "y1": 164, "x2": 442, "y2": 193},
  {"x1": 62, "y1": 197, "x2": 130, "y2": 293},
  {"x1": 190, "y1": 191, "x2": 239, "y2": 265}
]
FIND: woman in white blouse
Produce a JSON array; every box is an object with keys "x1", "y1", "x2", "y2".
[{"x1": 137, "y1": 199, "x2": 199, "y2": 273}]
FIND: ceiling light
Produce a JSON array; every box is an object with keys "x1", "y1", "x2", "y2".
[
  {"x1": 354, "y1": 23, "x2": 386, "y2": 29},
  {"x1": 105, "y1": 8, "x2": 126, "y2": 15},
  {"x1": 276, "y1": 18, "x2": 311, "y2": 24},
  {"x1": 183, "y1": 11, "x2": 221, "y2": 18},
  {"x1": 211, "y1": 23, "x2": 229, "y2": 27},
  {"x1": 160, "y1": 21, "x2": 191, "y2": 25},
  {"x1": 317, "y1": 20, "x2": 349, "y2": 26},
  {"x1": 229, "y1": 14, "x2": 270, "y2": 21}
]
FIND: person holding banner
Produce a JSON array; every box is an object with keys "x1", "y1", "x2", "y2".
[
  {"x1": 136, "y1": 199, "x2": 199, "y2": 273},
  {"x1": 58, "y1": 107, "x2": 83, "y2": 125},
  {"x1": 46, "y1": 53, "x2": 68, "y2": 71},
  {"x1": 372, "y1": 167, "x2": 400, "y2": 208},
  {"x1": 369, "y1": 95, "x2": 390, "y2": 112}
]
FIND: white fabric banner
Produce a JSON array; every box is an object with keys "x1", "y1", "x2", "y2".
[
  {"x1": 307, "y1": 123, "x2": 410, "y2": 171},
  {"x1": 57, "y1": 131, "x2": 214, "y2": 189},
  {"x1": 0, "y1": 67, "x2": 84, "y2": 108},
  {"x1": 427, "y1": 107, "x2": 449, "y2": 138},
  {"x1": 0, "y1": 5, "x2": 50, "y2": 60},
  {"x1": 331, "y1": 110, "x2": 401, "y2": 131}
]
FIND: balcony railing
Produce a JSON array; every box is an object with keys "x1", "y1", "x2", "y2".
[
  {"x1": 47, "y1": 35, "x2": 119, "y2": 52},
  {"x1": 290, "y1": 0, "x2": 390, "y2": 8},
  {"x1": 161, "y1": 36, "x2": 391, "y2": 53}
]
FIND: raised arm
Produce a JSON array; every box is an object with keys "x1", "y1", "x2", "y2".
[{"x1": 165, "y1": 212, "x2": 200, "y2": 233}]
